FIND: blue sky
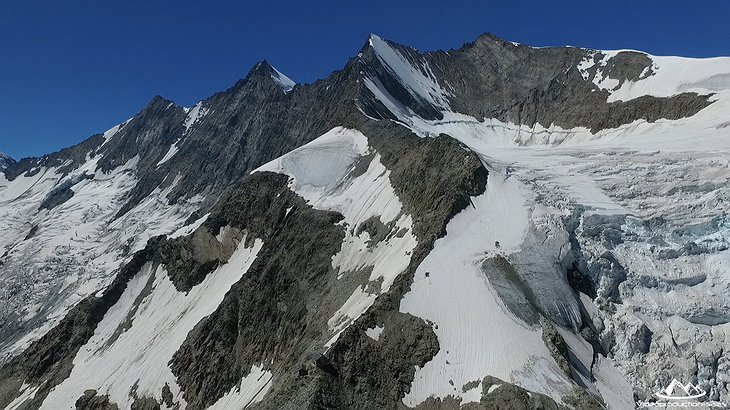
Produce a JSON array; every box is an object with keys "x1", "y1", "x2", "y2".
[{"x1": 2, "y1": 0, "x2": 729, "y2": 159}]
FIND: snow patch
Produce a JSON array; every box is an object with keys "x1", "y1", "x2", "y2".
[
  {"x1": 364, "y1": 325, "x2": 384, "y2": 341},
  {"x1": 98, "y1": 120, "x2": 129, "y2": 149},
  {"x1": 0, "y1": 155, "x2": 205, "y2": 361},
  {"x1": 183, "y1": 101, "x2": 209, "y2": 133},
  {"x1": 207, "y1": 364, "x2": 273, "y2": 409},
  {"x1": 368, "y1": 34, "x2": 451, "y2": 109},
  {"x1": 39, "y1": 237, "x2": 262, "y2": 410},
  {"x1": 487, "y1": 384, "x2": 502, "y2": 395},
  {"x1": 576, "y1": 50, "x2": 730, "y2": 102},
  {"x1": 269, "y1": 66, "x2": 296, "y2": 92},
  {"x1": 156, "y1": 141, "x2": 180, "y2": 166},
  {"x1": 4, "y1": 383, "x2": 40, "y2": 410}
]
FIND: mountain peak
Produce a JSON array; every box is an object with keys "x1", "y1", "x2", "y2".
[
  {"x1": 0, "y1": 151, "x2": 14, "y2": 171},
  {"x1": 251, "y1": 59, "x2": 274, "y2": 73},
  {"x1": 145, "y1": 95, "x2": 177, "y2": 110},
  {"x1": 245, "y1": 60, "x2": 296, "y2": 92},
  {"x1": 367, "y1": 33, "x2": 382, "y2": 46},
  {"x1": 364, "y1": 33, "x2": 401, "y2": 53},
  {"x1": 359, "y1": 33, "x2": 400, "y2": 57}
]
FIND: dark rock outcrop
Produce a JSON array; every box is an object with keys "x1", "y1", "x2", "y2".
[
  {"x1": 170, "y1": 171, "x2": 346, "y2": 409},
  {"x1": 154, "y1": 227, "x2": 228, "y2": 292},
  {"x1": 0, "y1": 241, "x2": 159, "y2": 410},
  {"x1": 4, "y1": 134, "x2": 104, "y2": 181},
  {"x1": 359, "y1": 34, "x2": 712, "y2": 133},
  {"x1": 75, "y1": 390, "x2": 120, "y2": 410},
  {"x1": 38, "y1": 172, "x2": 94, "y2": 211},
  {"x1": 0, "y1": 152, "x2": 14, "y2": 171},
  {"x1": 361, "y1": 125, "x2": 488, "y2": 245},
  {"x1": 309, "y1": 312, "x2": 439, "y2": 410}
]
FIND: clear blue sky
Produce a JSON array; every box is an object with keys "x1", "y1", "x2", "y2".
[{"x1": 2, "y1": 0, "x2": 729, "y2": 159}]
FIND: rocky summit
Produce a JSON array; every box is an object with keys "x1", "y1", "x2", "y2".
[
  {"x1": 0, "y1": 153, "x2": 13, "y2": 172},
  {"x1": 1, "y1": 32, "x2": 729, "y2": 410}
]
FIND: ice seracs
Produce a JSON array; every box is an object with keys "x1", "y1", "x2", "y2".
[{"x1": 0, "y1": 153, "x2": 204, "y2": 362}]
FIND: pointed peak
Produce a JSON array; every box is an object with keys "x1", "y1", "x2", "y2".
[
  {"x1": 269, "y1": 66, "x2": 295, "y2": 92},
  {"x1": 358, "y1": 33, "x2": 386, "y2": 52},
  {"x1": 253, "y1": 59, "x2": 274, "y2": 72},
  {"x1": 246, "y1": 60, "x2": 277, "y2": 78},
  {"x1": 0, "y1": 151, "x2": 13, "y2": 171},
  {"x1": 470, "y1": 32, "x2": 525, "y2": 51},
  {"x1": 0, "y1": 150, "x2": 16, "y2": 172},
  {"x1": 244, "y1": 60, "x2": 296, "y2": 92},
  {"x1": 364, "y1": 33, "x2": 391, "y2": 50},
  {"x1": 367, "y1": 33, "x2": 382, "y2": 46},
  {"x1": 149, "y1": 94, "x2": 168, "y2": 104},
  {"x1": 357, "y1": 33, "x2": 388, "y2": 61},
  {"x1": 146, "y1": 95, "x2": 177, "y2": 110},
  {"x1": 361, "y1": 32, "x2": 418, "y2": 58},
  {"x1": 474, "y1": 32, "x2": 503, "y2": 43}
]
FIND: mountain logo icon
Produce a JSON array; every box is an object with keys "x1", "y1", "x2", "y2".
[{"x1": 655, "y1": 379, "x2": 707, "y2": 400}]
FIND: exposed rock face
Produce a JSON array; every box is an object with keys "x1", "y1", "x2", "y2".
[
  {"x1": 600, "y1": 51, "x2": 655, "y2": 84},
  {"x1": 3, "y1": 33, "x2": 711, "y2": 220},
  {"x1": 108, "y1": 59, "x2": 365, "y2": 217},
  {"x1": 3, "y1": 135, "x2": 104, "y2": 182},
  {"x1": 155, "y1": 227, "x2": 231, "y2": 292},
  {"x1": 361, "y1": 125, "x2": 489, "y2": 243},
  {"x1": 2, "y1": 30, "x2": 729, "y2": 410},
  {"x1": 309, "y1": 312, "x2": 440, "y2": 410},
  {"x1": 0, "y1": 153, "x2": 13, "y2": 172},
  {"x1": 75, "y1": 390, "x2": 120, "y2": 410},
  {"x1": 410, "y1": 375, "x2": 605, "y2": 409},
  {"x1": 358, "y1": 34, "x2": 712, "y2": 132},
  {"x1": 170, "y1": 171, "x2": 346, "y2": 409}
]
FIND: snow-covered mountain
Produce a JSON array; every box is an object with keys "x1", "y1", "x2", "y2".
[{"x1": 1, "y1": 32, "x2": 729, "y2": 409}]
